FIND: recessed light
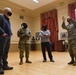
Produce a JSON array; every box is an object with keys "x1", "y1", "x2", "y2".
[{"x1": 33, "y1": 0, "x2": 39, "y2": 3}]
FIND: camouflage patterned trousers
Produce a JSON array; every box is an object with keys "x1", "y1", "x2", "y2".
[
  {"x1": 68, "y1": 39, "x2": 76, "y2": 57},
  {"x1": 19, "y1": 43, "x2": 30, "y2": 59}
]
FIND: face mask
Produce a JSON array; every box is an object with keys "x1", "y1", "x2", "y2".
[
  {"x1": 21, "y1": 25, "x2": 27, "y2": 29},
  {"x1": 7, "y1": 12, "x2": 12, "y2": 16},
  {"x1": 42, "y1": 26, "x2": 47, "y2": 31},
  {"x1": 23, "y1": 25, "x2": 27, "y2": 29}
]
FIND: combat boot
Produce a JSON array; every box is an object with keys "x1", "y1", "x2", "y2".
[
  {"x1": 19, "y1": 58, "x2": 23, "y2": 65},
  {"x1": 26, "y1": 58, "x2": 32, "y2": 63},
  {"x1": 26, "y1": 60, "x2": 32, "y2": 63},
  {"x1": 73, "y1": 57, "x2": 76, "y2": 66},
  {"x1": 68, "y1": 56, "x2": 74, "y2": 65}
]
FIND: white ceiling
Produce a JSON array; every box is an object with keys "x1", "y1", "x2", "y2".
[
  {"x1": 7, "y1": 0, "x2": 75, "y2": 17},
  {"x1": 9, "y1": 0, "x2": 56, "y2": 10}
]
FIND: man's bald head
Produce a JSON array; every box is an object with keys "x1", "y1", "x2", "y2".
[{"x1": 3, "y1": 7, "x2": 12, "y2": 17}]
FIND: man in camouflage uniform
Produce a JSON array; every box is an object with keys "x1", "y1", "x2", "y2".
[
  {"x1": 17, "y1": 22, "x2": 32, "y2": 65},
  {"x1": 62, "y1": 16, "x2": 76, "y2": 66}
]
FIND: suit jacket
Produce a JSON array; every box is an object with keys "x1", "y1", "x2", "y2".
[{"x1": 0, "y1": 14, "x2": 12, "y2": 36}]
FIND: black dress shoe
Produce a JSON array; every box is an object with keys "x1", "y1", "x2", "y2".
[
  {"x1": 43, "y1": 60, "x2": 47, "y2": 62},
  {"x1": 0, "y1": 68, "x2": 4, "y2": 74},
  {"x1": 50, "y1": 59, "x2": 55, "y2": 62},
  {"x1": 3, "y1": 66, "x2": 13, "y2": 70}
]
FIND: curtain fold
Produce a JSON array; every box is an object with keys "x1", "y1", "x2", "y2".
[{"x1": 68, "y1": 2, "x2": 76, "y2": 20}]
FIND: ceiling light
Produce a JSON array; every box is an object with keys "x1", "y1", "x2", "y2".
[{"x1": 33, "y1": 0, "x2": 39, "y2": 3}]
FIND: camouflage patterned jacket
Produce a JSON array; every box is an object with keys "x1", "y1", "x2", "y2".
[
  {"x1": 62, "y1": 20, "x2": 76, "y2": 40},
  {"x1": 17, "y1": 28, "x2": 32, "y2": 45}
]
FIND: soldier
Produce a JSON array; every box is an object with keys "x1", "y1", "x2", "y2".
[
  {"x1": 62, "y1": 16, "x2": 76, "y2": 66},
  {"x1": 17, "y1": 22, "x2": 32, "y2": 65}
]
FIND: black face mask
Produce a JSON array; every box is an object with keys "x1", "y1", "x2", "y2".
[
  {"x1": 7, "y1": 12, "x2": 12, "y2": 16},
  {"x1": 42, "y1": 26, "x2": 47, "y2": 31},
  {"x1": 67, "y1": 18, "x2": 72, "y2": 23},
  {"x1": 22, "y1": 25, "x2": 27, "y2": 29},
  {"x1": 23, "y1": 25, "x2": 27, "y2": 29}
]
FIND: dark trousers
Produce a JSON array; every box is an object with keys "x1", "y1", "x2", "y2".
[
  {"x1": 41, "y1": 42, "x2": 53, "y2": 60},
  {"x1": 0, "y1": 36, "x2": 11, "y2": 68}
]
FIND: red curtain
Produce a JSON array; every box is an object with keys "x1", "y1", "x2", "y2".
[
  {"x1": 40, "y1": 9, "x2": 58, "y2": 51},
  {"x1": 40, "y1": 12, "x2": 48, "y2": 28},
  {"x1": 68, "y1": 2, "x2": 76, "y2": 20}
]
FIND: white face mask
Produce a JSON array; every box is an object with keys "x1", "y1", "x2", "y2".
[{"x1": 21, "y1": 25, "x2": 24, "y2": 28}]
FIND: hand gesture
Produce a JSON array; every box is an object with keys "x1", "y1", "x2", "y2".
[{"x1": 62, "y1": 16, "x2": 65, "y2": 22}]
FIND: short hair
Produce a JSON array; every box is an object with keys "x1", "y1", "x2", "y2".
[
  {"x1": 4, "y1": 7, "x2": 12, "y2": 13},
  {"x1": 67, "y1": 16, "x2": 71, "y2": 19},
  {"x1": 21, "y1": 22, "x2": 28, "y2": 28}
]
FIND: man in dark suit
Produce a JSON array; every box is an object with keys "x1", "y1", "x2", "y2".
[{"x1": 0, "y1": 7, "x2": 13, "y2": 74}]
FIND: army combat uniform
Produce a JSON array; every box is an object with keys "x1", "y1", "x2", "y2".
[
  {"x1": 62, "y1": 20, "x2": 76, "y2": 66},
  {"x1": 17, "y1": 27, "x2": 32, "y2": 64}
]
